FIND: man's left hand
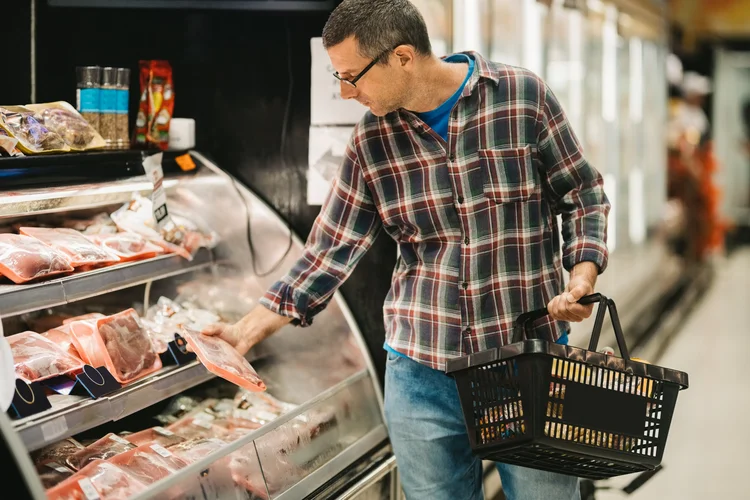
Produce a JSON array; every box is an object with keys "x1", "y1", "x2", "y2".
[{"x1": 547, "y1": 262, "x2": 599, "y2": 322}]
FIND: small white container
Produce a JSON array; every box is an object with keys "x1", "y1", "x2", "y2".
[{"x1": 168, "y1": 118, "x2": 196, "y2": 150}]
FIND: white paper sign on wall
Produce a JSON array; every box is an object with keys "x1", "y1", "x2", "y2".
[
  {"x1": 310, "y1": 37, "x2": 367, "y2": 126},
  {"x1": 307, "y1": 126, "x2": 355, "y2": 206}
]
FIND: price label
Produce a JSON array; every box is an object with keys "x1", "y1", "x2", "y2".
[
  {"x1": 192, "y1": 418, "x2": 213, "y2": 430},
  {"x1": 150, "y1": 443, "x2": 173, "y2": 458},
  {"x1": 46, "y1": 462, "x2": 71, "y2": 474},
  {"x1": 153, "y1": 426, "x2": 175, "y2": 437},
  {"x1": 142, "y1": 152, "x2": 174, "y2": 231},
  {"x1": 109, "y1": 434, "x2": 130, "y2": 446},
  {"x1": 78, "y1": 478, "x2": 100, "y2": 500}
]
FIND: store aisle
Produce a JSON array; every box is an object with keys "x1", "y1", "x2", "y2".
[{"x1": 596, "y1": 248, "x2": 750, "y2": 500}]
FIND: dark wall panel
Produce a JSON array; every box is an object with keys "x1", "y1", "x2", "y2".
[{"x1": 25, "y1": 1, "x2": 395, "y2": 382}]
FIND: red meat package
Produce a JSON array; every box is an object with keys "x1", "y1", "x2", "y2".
[
  {"x1": 42, "y1": 326, "x2": 84, "y2": 361},
  {"x1": 48, "y1": 460, "x2": 147, "y2": 500},
  {"x1": 62, "y1": 312, "x2": 107, "y2": 325},
  {"x1": 66, "y1": 434, "x2": 136, "y2": 471},
  {"x1": 167, "y1": 438, "x2": 227, "y2": 464},
  {"x1": 0, "y1": 233, "x2": 73, "y2": 283},
  {"x1": 167, "y1": 414, "x2": 230, "y2": 441},
  {"x1": 8, "y1": 331, "x2": 85, "y2": 383},
  {"x1": 19, "y1": 227, "x2": 119, "y2": 268},
  {"x1": 67, "y1": 309, "x2": 162, "y2": 384},
  {"x1": 109, "y1": 443, "x2": 189, "y2": 485},
  {"x1": 123, "y1": 426, "x2": 186, "y2": 448},
  {"x1": 182, "y1": 328, "x2": 266, "y2": 392},
  {"x1": 88, "y1": 232, "x2": 164, "y2": 262}
]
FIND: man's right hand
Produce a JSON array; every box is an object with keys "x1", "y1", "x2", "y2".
[{"x1": 200, "y1": 305, "x2": 293, "y2": 356}]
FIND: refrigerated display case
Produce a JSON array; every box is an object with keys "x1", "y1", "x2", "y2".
[{"x1": 0, "y1": 150, "x2": 392, "y2": 499}]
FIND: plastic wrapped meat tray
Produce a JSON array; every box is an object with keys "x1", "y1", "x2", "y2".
[
  {"x1": 8, "y1": 331, "x2": 85, "y2": 383},
  {"x1": 41, "y1": 326, "x2": 83, "y2": 361},
  {"x1": 19, "y1": 227, "x2": 119, "y2": 268},
  {"x1": 123, "y1": 426, "x2": 186, "y2": 448},
  {"x1": 183, "y1": 328, "x2": 266, "y2": 392},
  {"x1": 167, "y1": 438, "x2": 228, "y2": 464},
  {"x1": 110, "y1": 444, "x2": 189, "y2": 484},
  {"x1": 65, "y1": 433, "x2": 136, "y2": 471},
  {"x1": 88, "y1": 232, "x2": 164, "y2": 262},
  {"x1": 143, "y1": 297, "x2": 220, "y2": 354},
  {"x1": 0, "y1": 233, "x2": 73, "y2": 283},
  {"x1": 48, "y1": 460, "x2": 147, "y2": 500},
  {"x1": 67, "y1": 309, "x2": 162, "y2": 384}
]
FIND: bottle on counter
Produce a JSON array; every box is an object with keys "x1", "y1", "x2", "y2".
[
  {"x1": 76, "y1": 66, "x2": 101, "y2": 132},
  {"x1": 99, "y1": 67, "x2": 118, "y2": 149},
  {"x1": 115, "y1": 68, "x2": 131, "y2": 150}
]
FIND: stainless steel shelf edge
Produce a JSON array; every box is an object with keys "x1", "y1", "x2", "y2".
[
  {"x1": 13, "y1": 361, "x2": 213, "y2": 451},
  {"x1": 274, "y1": 425, "x2": 389, "y2": 500},
  {"x1": 0, "y1": 248, "x2": 213, "y2": 319},
  {"x1": 129, "y1": 370, "x2": 371, "y2": 500}
]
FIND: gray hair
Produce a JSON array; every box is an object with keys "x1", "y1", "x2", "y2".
[{"x1": 322, "y1": 0, "x2": 432, "y2": 63}]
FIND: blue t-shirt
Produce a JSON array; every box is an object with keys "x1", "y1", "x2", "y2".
[
  {"x1": 414, "y1": 53, "x2": 475, "y2": 141},
  {"x1": 384, "y1": 52, "x2": 568, "y2": 360}
]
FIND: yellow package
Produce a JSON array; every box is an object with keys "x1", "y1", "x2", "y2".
[
  {"x1": 0, "y1": 105, "x2": 69, "y2": 154},
  {"x1": 25, "y1": 101, "x2": 106, "y2": 151}
]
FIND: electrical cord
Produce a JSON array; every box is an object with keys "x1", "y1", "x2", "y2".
[{"x1": 235, "y1": 18, "x2": 295, "y2": 278}]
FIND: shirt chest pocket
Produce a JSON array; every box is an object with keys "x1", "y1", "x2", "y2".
[{"x1": 479, "y1": 145, "x2": 537, "y2": 203}]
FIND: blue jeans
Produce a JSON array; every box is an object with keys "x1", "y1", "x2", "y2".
[{"x1": 384, "y1": 352, "x2": 581, "y2": 500}]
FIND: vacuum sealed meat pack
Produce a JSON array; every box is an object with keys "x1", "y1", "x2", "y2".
[
  {"x1": 88, "y1": 232, "x2": 164, "y2": 262},
  {"x1": 182, "y1": 328, "x2": 266, "y2": 392},
  {"x1": 143, "y1": 297, "x2": 220, "y2": 353},
  {"x1": 25, "y1": 101, "x2": 106, "y2": 151},
  {"x1": 0, "y1": 106, "x2": 69, "y2": 154},
  {"x1": 0, "y1": 233, "x2": 74, "y2": 283},
  {"x1": 167, "y1": 438, "x2": 227, "y2": 464},
  {"x1": 66, "y1": 433, "x2": 136, "y2": 471},
  {"x1": 9, "y1": 331, "x2": 85, "y2": 383},
  {"x1": 41, "y1": 326, "x2": 83, "y2": 361},
  {"x1": 48, "y1": 460, "x2": 147, "y2": 500},
  {"x1": 110, "y1": 444, "x2": 189, "y2": 484},
  {"x1": 19, "y1": 227, "x2": 119, "y2": 268},
  {"x1": 124, "y1": 426, "x2": 186, "y2": 448}
]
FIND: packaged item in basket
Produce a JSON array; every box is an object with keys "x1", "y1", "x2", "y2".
[
  {"x1": 49, "y1": 460, "x2": 147, "y2": 500},
  {"x1": 19, "y1": 227, "x2": 119, "y2": 268},
  {"x1": 9, "y1": 331, "x2": 85, "y2": 383},
  {"x1": 0, "y1": 234, "x2": 74, "y2": 284},
  {"x1": 133, "y1": 60, "x2": 174, "y2": 150},
  {"x1": 37, "y1": 461, "x2": 76, "y2": 489},
  {"x1": 66, "y1": 434, "x2": 136, "y2": 471},
  {"x1": 88, "y1": 232, "x2": 164, "y2": 262},
  {"x1": 42, "y1": 326, "x2": 84, "y2": 361},
  {"x1": 167, "y1": 438, "x2": 227, "y2": 464},
  {"x1": 110, "y1": 444, "x2": 189, "y2": 485},
  {"x1": 182, "y1": 328, "x2": 266, "y2": 392},
  {"x1": 123, "y1": 426, "x2": 186, "y2": 448},
  {"x1": 0, "y1": 106, "x2": 69, "y2": 154},
  {"x1": 25, "y1": 101, "x2": 106, "y2": 151},
  {"x1": 67, "y1": 309, "x2": 162, "y2": 384}
]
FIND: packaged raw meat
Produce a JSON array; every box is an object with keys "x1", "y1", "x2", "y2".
[
  {"x1": 110, "y1": 444, "x2": 189, "y2": 484},
  {"x1": 42, "y1": 326, "x2": 83, "y2": 361},
  {"x1": 167, "y1": 438, "x2": 227, "y2": 464},
  {"x1": 233, "y1": 390, "x2": 296, "y2": 426},
  {"x1": 154, "y1": 395, "x2": 203, "y2": 425},
  {"x1": 0, "y1": 106, "x2": 69, "y2": 154},
  {"x1": 33, "y1": 438, "x2": 85, "y2": 468},
  {"x1": 123, "y1": 426, "x2": 185, "y2": 448},
  {"x1": 68, "y1": 309, "x2": 162, "y2": 384},
  {"x1": 66, "y1": 434, "x2": 136, "y2": 471},
  {"x1": 183, "y1": 328, "x2": 266, "y2": 393},
  {"x1": 0, "y1": 128, "x2": 22, "y2": 156},
  {"x1": 144, "y1": 297, "x2": 221, "y2": 353},
  {"x1": 88, "y1": 232, "x2": 164, "y2": 262},
  {"x1": 19, "y1": 227, "x2": 119, "y2": 268},
  {"x1": 25, "y1": 101, "x2": 106, "y2": 151},
  {"x1": 49, "y1": 460, "x2": 147, "y2": 500},
  {"x1": 0, "y1": 233, "x2": 73, "y2": 284},
  {"x1": 167, "y1": 413, "x2": 230, "y2": 441},
  {"x1": 8, "y1": 331, "x2": 85, "y2": 383},
  {"x1": 62, "y1": 213, "x2": 118, "y2": 235},
  {"x1": 37, "y1": 461, "x2": 75, "y2": 489},
  {"x1": 62, "y1": 313, "x2": 107, "y2": 325}
]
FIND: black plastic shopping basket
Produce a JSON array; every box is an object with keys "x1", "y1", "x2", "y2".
[{"x1": 446, "y1": 294, "x2": 689, "y2": 480}]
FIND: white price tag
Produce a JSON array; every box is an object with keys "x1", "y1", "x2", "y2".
[
  {"x1": 192, "y1": 418, "x2": 213, "y2": 430},
  {"x1": 109, "y1": 434, "x2": 131, "y2": 446},
  {"x1": 153, "y1": 426, "x2": 175, "y2": 437},
  {"x1": 150, "y1": 443, "x2": 173, "y2": 458},
  {"x1": 78, "y1": 478, "x2": 100, "y2": 500},
  {"x1": 142, "y1": 152, "x2": 173, "y2": 230},
  {"x1": 46, "y1": 462, "x2": 70, "y2": 474},
  {"x1": 41, "y1": 417, "x2": 68, "y2": 442}
]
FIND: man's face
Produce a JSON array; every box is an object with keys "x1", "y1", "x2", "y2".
[{"x1": 327, "y1": 37, "x2": 409, "y2": 116}]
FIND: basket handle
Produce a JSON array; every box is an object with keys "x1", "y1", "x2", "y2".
[{"x1": 510, "y1": 293, "x2": 631, "y2": 361}]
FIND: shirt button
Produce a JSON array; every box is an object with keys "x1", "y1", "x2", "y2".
[
  {"x1": 464, "y1": 327, "x2": 472, "y2": 335},
  {"x1": 449, "y1": 153, "x2": 456, "y2": 162},
  {"x1": 457, "y1": 196, "x2": 464, "y2": 204},
  {"x1": 464, "y1": 237, "x2": 469, "y2": 245},
  {"x1": 462, "y1": 282, "x2": 468, "y2": 289}
]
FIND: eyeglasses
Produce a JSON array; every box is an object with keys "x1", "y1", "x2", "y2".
[{"x1": 332, "y1": 47, "x2": 395, "y2": 88}]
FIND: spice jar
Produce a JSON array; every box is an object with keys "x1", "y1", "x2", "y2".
[
  {"x1": 100, "y1": 67, "x2": 118, "y2": 149},
  {"x1": 76, "y1": 66, "x2": 101, "y2": 132},
  {"x1": 115, "y1": 68, "x2": 131, "y2": 150}
]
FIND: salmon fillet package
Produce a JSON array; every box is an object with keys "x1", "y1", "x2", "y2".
[
  {"x1": 67, "y1": 309, "x2": 162, "y2": 384},
  {"x1": 182, "y1": 328, "x2": 266, "y2": 392},
  {"x1": 110, "y1": 443, "x2": 189, "y2": 485},
  {"x1": 41, "y1": 326, "x2": 83, "y2": 361},
  {"x1": 123, "y1": 426, "x2": 186, "y2": 448},
  {"x1": 8, "y1": 331, "x2": 85, "y2": 383},
  {"x1": 19, "y1": 227, "x2": 119, "y2": 268},
  {"x1": 48, "y1": 460, "x2": 147, "y2": 500},
  {"x1": 88, "y1": 232, "x2": 164, "y2": 262},
  {"x1": 66, "y1": 433, "x2": 136, "y2": 471},
  {"x1": 0, "y1": 233, "x2": 73, "y2": 283}
]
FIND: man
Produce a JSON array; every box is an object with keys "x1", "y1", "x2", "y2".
[{"x1": 203, "y1": 1, "x2": 609, "y2": 498}]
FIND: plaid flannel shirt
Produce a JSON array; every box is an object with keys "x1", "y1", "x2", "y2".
[{"x1": 260, "y1": 52, "x2": 610, "y2": 371}]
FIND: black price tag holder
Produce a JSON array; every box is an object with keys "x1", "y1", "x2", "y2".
[
  {"x1": 160, "y1": 333, "x2": 196, "y2": 366},
  {"x1": 70, "y1": 366, "x2": 121, "y2": 399},
  {"x1": 8, "y1": 379, "x2": 51, "y2": 418}
]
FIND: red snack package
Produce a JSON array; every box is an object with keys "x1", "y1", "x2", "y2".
[
  {"x1": 109, "y1": 444, "x2": 189, "y2": 485},
  {"x1": 66, "y1": 434, "x2": 136, "y2": 471},
  {"x1": 0, "y1": 233, "x2": 73, "y2": 283},
  {"x1": 133, "y1": 60, "x2": 174, "y2": 150},
  {"x1": 88, "y1": 232, "x2": 164, "y2": 262},
  {"x1": 8, "y1": 331, "x2": 85, "y2": 383},
  {"x1": 182, "y1": 328, "x2": 266, "y2": 392},
  {"x1": 19, "y1": 227, "x2": 119, "y2": 268},
  {"x1": 124, "y1": 426, "x2": 185, "y2": 448},
  {"x1": 42, "y1": 325, "x2": 84, "y2": 361},
  {"x1": 68, "y1": 309, "x2": 162, "y2": 384},
  {"x1": 49, "y1": 460, "x2": 147, "y2": 500}
]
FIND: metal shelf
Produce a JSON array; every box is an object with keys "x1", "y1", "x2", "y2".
[
  {"x1": 0, "y1": 248, "x2": 214, "y2": 319},
  {"x1": 13, "y1": 361, "x2": 213, "y2": 452}
]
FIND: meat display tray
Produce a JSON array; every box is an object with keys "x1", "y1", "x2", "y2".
[{"x1": 0, "y1": 248, "x2": 214, "y2": 318}]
